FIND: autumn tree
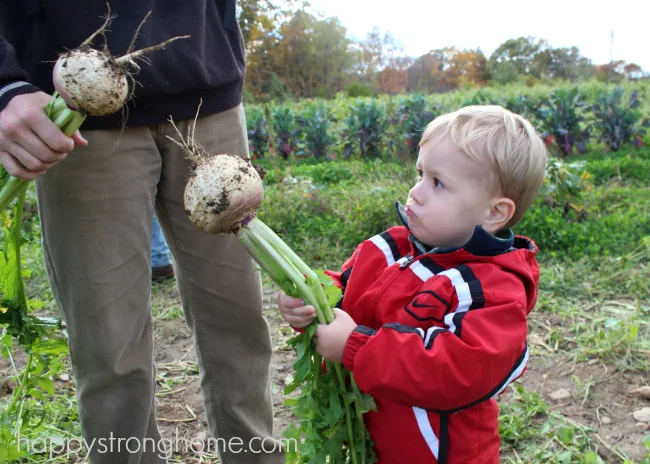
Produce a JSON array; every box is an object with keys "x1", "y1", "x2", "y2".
[
  {"x1": 487, "y1": 36, "x2": 548, "y2": 83},
  {"x1": 407, "y1": 50, "x2": 445, "y2": 93},
  {"x1": 442, "y1": 47, "x2": 488, "y2": 88},
  {"x1": 623, "y1": 63, "x2": 645, "y2": 80},
  {"x1": 377, "y1": 67, "x2": 408, "y2": 94}
]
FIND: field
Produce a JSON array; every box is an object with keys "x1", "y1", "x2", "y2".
[{"x1": 1, "y1": 81, "x2": 650, "y2": 463}]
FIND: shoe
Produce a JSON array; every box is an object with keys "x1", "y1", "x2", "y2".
[{"x1": 152, "y1": 264, "x2": 174, "y2": 282}]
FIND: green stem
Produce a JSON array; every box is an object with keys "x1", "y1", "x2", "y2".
[
  {"x1": 246, "y1": 219, "x2": 334, "y2": 322},
  {"x1": 351, "y1": 377, "x2": 367, "y2": 463},
  {"x1": 312, "y1": 352, "x2": 322, "y2": 391},
  {"x1": 0, "y1": 177, "x2": 28, "y2": 211},
  {"x1": 239, "y1": 222, "x2": 329, "y2": 323},
  {"x1": 61, "y1": 110, "x2": 87, "y2": 137},
  {"x1": 5, "y1": 349, "x2": 33, "y2": 417},
  {"x1": 52, "y1": 107, "x2": 74, "y2": 128},
  {"x1": 0, "y1": 95, "x2": 86, "y2": 211},
  {"x1": 238, "y1": 231, "x2": 295, "y2": 295},
  {"x1": 332, "y1": 362, "x2": 358, "y2": 464},
  {"x1": 238, "y1": 218, "x2": 360, "y2": 463}
]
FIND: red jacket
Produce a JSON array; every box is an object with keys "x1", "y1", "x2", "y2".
[{"x1": 326, "y1": 222, "x2": 539, "y2": 464}]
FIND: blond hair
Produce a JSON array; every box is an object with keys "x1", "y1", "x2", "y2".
[{"x1": 420, "y1": 105, "x2": 548, "y2": 228}]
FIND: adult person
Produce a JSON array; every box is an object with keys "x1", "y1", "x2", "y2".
[{"x1": 0, "y1": 2, "x2": 281, "y2": 463}]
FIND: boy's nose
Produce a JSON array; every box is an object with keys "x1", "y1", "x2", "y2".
[{"x1": 408, "y1": 183, "x2": 424, "y2": 204}]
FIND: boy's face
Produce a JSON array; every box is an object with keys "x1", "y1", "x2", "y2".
[{"x1": 404, "y1": 136, "x2": 500, "y2": 248}]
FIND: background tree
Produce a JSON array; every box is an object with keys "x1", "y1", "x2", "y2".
[
  {"x1": 487, "y1": 36, "x2": 548, "y2": 83},
  {"x1": 240, "y1": 7, "x2": 646, "y2": 101}
]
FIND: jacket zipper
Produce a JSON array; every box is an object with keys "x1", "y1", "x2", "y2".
[
  {"x1": 370, "y1": 254, "x2": 417, "y2": 316},
  {"x1": 399, "y1": 254, "x2": 415, "y2": 269}
]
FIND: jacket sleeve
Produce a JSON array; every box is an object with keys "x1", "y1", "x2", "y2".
[
  {"x1": 0, "y1": 36, "x2": 41, "y2": 112},
  {"x1": 342, "y1": 297, "x2": 529, "y2": 412}
]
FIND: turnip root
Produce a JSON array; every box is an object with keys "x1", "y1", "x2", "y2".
[
  {"x1": 167, "y1": 113, "x2": 264, "y2": 234},
  {"x1": 53, "y1": 46, "x2": 128, "y2": 116},
  {"x1": 184, "y1": 153, "x2": 264, "y2": 234},
  {"x1": 52, "y1": 8, "x2": 188, "y2": 116}
]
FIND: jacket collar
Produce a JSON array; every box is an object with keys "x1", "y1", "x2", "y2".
[{"x1": 395, "y1": 201, "x2": 515, "y2": 257}]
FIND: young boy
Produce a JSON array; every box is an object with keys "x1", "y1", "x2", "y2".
[{"x1": 278, "y1": 105, "x2": 548, "y2": 463}]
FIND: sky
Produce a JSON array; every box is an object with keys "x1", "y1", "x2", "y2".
[{"x1": 312, "y1": 0, "x2": 650, "y2": 71}]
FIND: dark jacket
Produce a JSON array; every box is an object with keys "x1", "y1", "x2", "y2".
[{"x1": 0, "y1": 0, "x2": 244, "y2": 129}]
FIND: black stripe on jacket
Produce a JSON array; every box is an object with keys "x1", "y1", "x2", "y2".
[
  {"x1": 419, "y1": 256, "x2": 446, "y2": 275},
  {"x1": 380, "y1": 231, "x2": 402, "y2": 263}
]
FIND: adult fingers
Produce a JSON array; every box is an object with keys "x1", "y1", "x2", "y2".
[
  {"x1": 0, "y1": 151, "x2": 44, "y2": 180},
  {"x1": 11, "y1": 129, "x2": 69, "y2": 165},
  {"x1": 5, "y1": 141, "x2": 61, "y2": 172},
  {"x1": 26, "y1": 106, "x2": 75, "y2": 154},
  {"x1": 72, "y1": 130, "x2": 88, "y2": 147}
]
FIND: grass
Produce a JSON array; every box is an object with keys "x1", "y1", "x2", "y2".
[
  {"x1": 535, "y1": 243, "x2": 650, "y2": 372},
  {"x1": 499, "y1": 384, "x2": 616, "y2": 464}
]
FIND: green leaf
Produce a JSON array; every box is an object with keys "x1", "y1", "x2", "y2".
[
  {"x1": 283, "y1": 380, "x2": 300, "y2": 395},
  {"x1": 293, "y1": 354, "x2": 311, "y2": 383},
  {"x1": 283, "y1": 398, "x2": 299, "y2": 407},
  {"x1": 306, "y1": 322, "x2": 318, "y2": 338},
  {"x1": 324, "y1": 283, "x2": 342, "y2": 309},
  {"x1": 557, "y1": 450, "x2": 572, "y2": 464},
  {"x1": 27, "y1": 388, "x2": 46, "y2": 401},
  {"x1": 1, "y1": 333, "x2": 12, "y2": 359},
  {"x1": 316, "y1": 270, "x2": 332, "y2": 287},
  {"x1": 38, "y1": 377, "x2": 55, "y2": 395},
  {"x1": 32, "y1": 337, "x2": 68, "y2": 356},
  {"x1": 325, "y1": 391, "x2": 344, "y2": 425},
  {"x1": 295, "y1": 339, "x2": 307, "y2": 360},
  {"x1": 557, "y1": 426, "x2": 574, "y2": 445},
  {"x1": 582, "y1": 451, "x2": 605, "y2": 463},
  {"x1": 27, "y1": 298, "x2": 44, "y2": 310},
  {"x1": 0, "y1": 187, "x2": 31, "y2": 344}
]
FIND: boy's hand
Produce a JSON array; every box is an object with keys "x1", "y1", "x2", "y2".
[
  {"x1": 277, "y1": 291, "x2": 317, "y2": 328},
  {"x1": 315, "y1": 309, "x2": 357, "y2": 364}
]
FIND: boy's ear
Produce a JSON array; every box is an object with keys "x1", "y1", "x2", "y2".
[{"x1": 483, "y1": 197, "x2": 516, "y2": 233}]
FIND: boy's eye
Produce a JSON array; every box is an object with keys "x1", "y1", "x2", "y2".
[
  {"x1": 416, "y1": 169, "x2": 423, "y2": 180},
  {"x1": 434, "y1": 177, "x2": 444, "y2": 188}
]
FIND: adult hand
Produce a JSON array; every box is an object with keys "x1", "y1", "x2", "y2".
[{"x1": 0, "y1": 92, "x2": 87, "y2": 180}]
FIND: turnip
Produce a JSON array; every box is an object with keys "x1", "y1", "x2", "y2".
[
  {"x1": 51, "y1": 9, "x2": 188, "y2": 117},
  {"x1": 170, "y1": 115, "x2": 377, "y2": 463},
  {"x1": 0, "y1": 6, "x2": 189, "y2": 210},
  {"x1": 167, "y1": 109, "x2": 265, "y2": 234},
  {"x1": 183, "y1": 153, "x2": 265, "y2": 234},
  {"x1": 52, "y1": 46, "x2": 129, "y2": 117},
  {"x1": 170, "y1": 113, "x2": 264, "y2": 234}
]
